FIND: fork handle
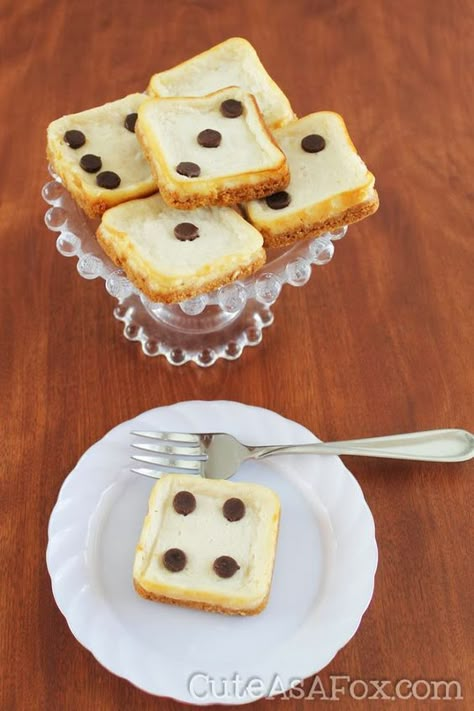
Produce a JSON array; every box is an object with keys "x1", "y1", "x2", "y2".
[{"x1": 248, "y1": 429, "x2": 474, "y2": 463}]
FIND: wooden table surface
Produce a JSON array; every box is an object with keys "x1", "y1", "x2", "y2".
[{"x1": 1, "y1": 0, "x2": 473, "y2": 708}]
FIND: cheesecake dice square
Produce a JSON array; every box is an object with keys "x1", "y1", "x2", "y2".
[
  {"x1": 46, "y1": 94, "x2": 156, "y2": 218},
  {"x1": 96, "y1": 194, "x2": 265, "y2": 303},
  {"x1": 133, "y1": 474, "x2": 281, "y2": 615},
  {"x1": 244, "y1": 112, "x2": 379, "y2": 248},
  {"x1": 135, "y1": 86, "x2": 289, "y2": 209},
  {"x1": 147, "y1": 37, "x2": 295, "y2": 130}
]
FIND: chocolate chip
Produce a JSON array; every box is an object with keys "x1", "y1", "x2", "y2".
[
  {"x1": 163, "y1": 548, "x2": 187, "y2": 572},
  {"x1": 174, "y1": 223, "x2": 200, "y2": 241},
  {"x1": 173, "y1": 490, "x2": 196, "y2": 515},
  {"x1": 213, "y1": 556, "x2": 240, "y2": 578},
  {"x1": 223, "y1": 498, "x2": 245, "y2": 522},
  {"x1": 79, "y1": 154, "x2": 102, "y2": 173},
  {"x1": 124, "y1": 113, "x2": 138, "y2": 132},
  {"x1": 96, "y1": 171, "x2": 121, "y2": 189},
  {"x1": 64, "y1": 130, "x2": 86, "y2": 149},
  {"x1": 265, "y1": 191, "x2": 291, "y2": 209},
  {"x1": 301, "y1": 134, "x2": 326, "y2": 153},
  {"x1": 197, "y1": 129, "x2": 222, "y2": 148},
  {"x1": 220, "y1": 99, "x2": 243, "y2": 118},
  {"x1": 176, "y1": 161, "x2": 201, "y2": 178}
]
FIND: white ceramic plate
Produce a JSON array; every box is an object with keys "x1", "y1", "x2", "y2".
[{"x1": 47, "y1": 401, "x2": 377, "y2": 704}]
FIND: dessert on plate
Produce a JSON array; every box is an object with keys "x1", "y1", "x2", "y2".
[{"x1": 133, "y1": 474, "x2": 281, "y2": 615}]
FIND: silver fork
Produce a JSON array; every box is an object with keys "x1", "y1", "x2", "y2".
[{"x1": 130, "y1": 428, "x2": 474, "y2": 480}]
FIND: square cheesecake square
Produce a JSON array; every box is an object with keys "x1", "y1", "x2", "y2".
[
  {"x1": 244, "y1": 112, "x2": 379, "y2": 248},
  {"x1": 133, "y1": 474, "x2": 281, "y2": 615},
  {"x1": 135, "y1": 86, "x2": 290, "y2": 210},
  {"x1": 147, "y1": 37, "x2": 295, "y2": 130},
  {"x1": 96, "y1": 194, "x2": 265, "y2": 303},
  {"x1": 47, "y1": 94, "x2": 156, "y2": 218}
]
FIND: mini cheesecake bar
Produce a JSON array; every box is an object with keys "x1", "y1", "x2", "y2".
[
  {"x1": 148, "y1": 37, "x2": 295, "y2": 130},
  {"x1": 244, "y1": 111, "x2": 379, "y2": 248},
  {"x1": 133, "y1": 474, "x2": 281, "y2": 615},
  {"x1": 135, "y1": 86, "x2": 290, "y2": 209},
  {"x1": 47, "y1": 94, "x2": 156, "y2": 217},
  {"x1": 96, "y1": 194, "x2": 266, "y2": 303}
]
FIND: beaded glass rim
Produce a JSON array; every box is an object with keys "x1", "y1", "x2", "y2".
[{"x1": 42, "y1": 167, "x2": 347, "y2": 366}]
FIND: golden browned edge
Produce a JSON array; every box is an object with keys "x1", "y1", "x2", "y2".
[
  {"x1": 135, "y1": 88, "x2": 289, "y2": 211},
  {"x1": 146, "y1": 37, "x2": 295, "y2": 130},
  {"x1": 250, "y1": 191, "x2": 380, "y2": 249},
  {"x1": 158, "y1": 166, "x2": 290, "y2": 210},
  {"x1": 46, "y1": 146, "x2": 157, "y2": 219},
  {"x1": 133, "y1": 508, "x2": 281, "y2": 616},
  {"x1": 133, "y1": 579, "x2": 270, "y2": 616},
  {"x1": 96, "y1": 224, "x2": 266, "y2": 304}
]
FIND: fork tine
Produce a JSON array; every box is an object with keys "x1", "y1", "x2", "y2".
[
  {"x1": 130, "y1": 466, "x2": 201, "y2": 478},
  {"x1": 131, "y1": 454, "x2": 202, "y2": 473},
  {"x1": 131, "y1": 467, "x2": 163, "y2": 479},
  {"x1": 131, "y1": 431, "x2": 200, "y2": 445},
  {"x1": 131, "y1": 442, "x2": 207, "y2": 459}
]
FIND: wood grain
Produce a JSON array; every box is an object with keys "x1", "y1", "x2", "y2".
[{"x1": 1, "y1": 0, "x2": 473, "y2": 708}]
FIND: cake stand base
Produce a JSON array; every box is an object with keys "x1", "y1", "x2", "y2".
[{"x1": 114, "y1": 294, "x2": 274, "y2": 366}]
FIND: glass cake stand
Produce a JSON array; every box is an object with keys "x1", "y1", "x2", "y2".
[{"x1": 42, "y1": 166, "x2": 347, "y2": 367}]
